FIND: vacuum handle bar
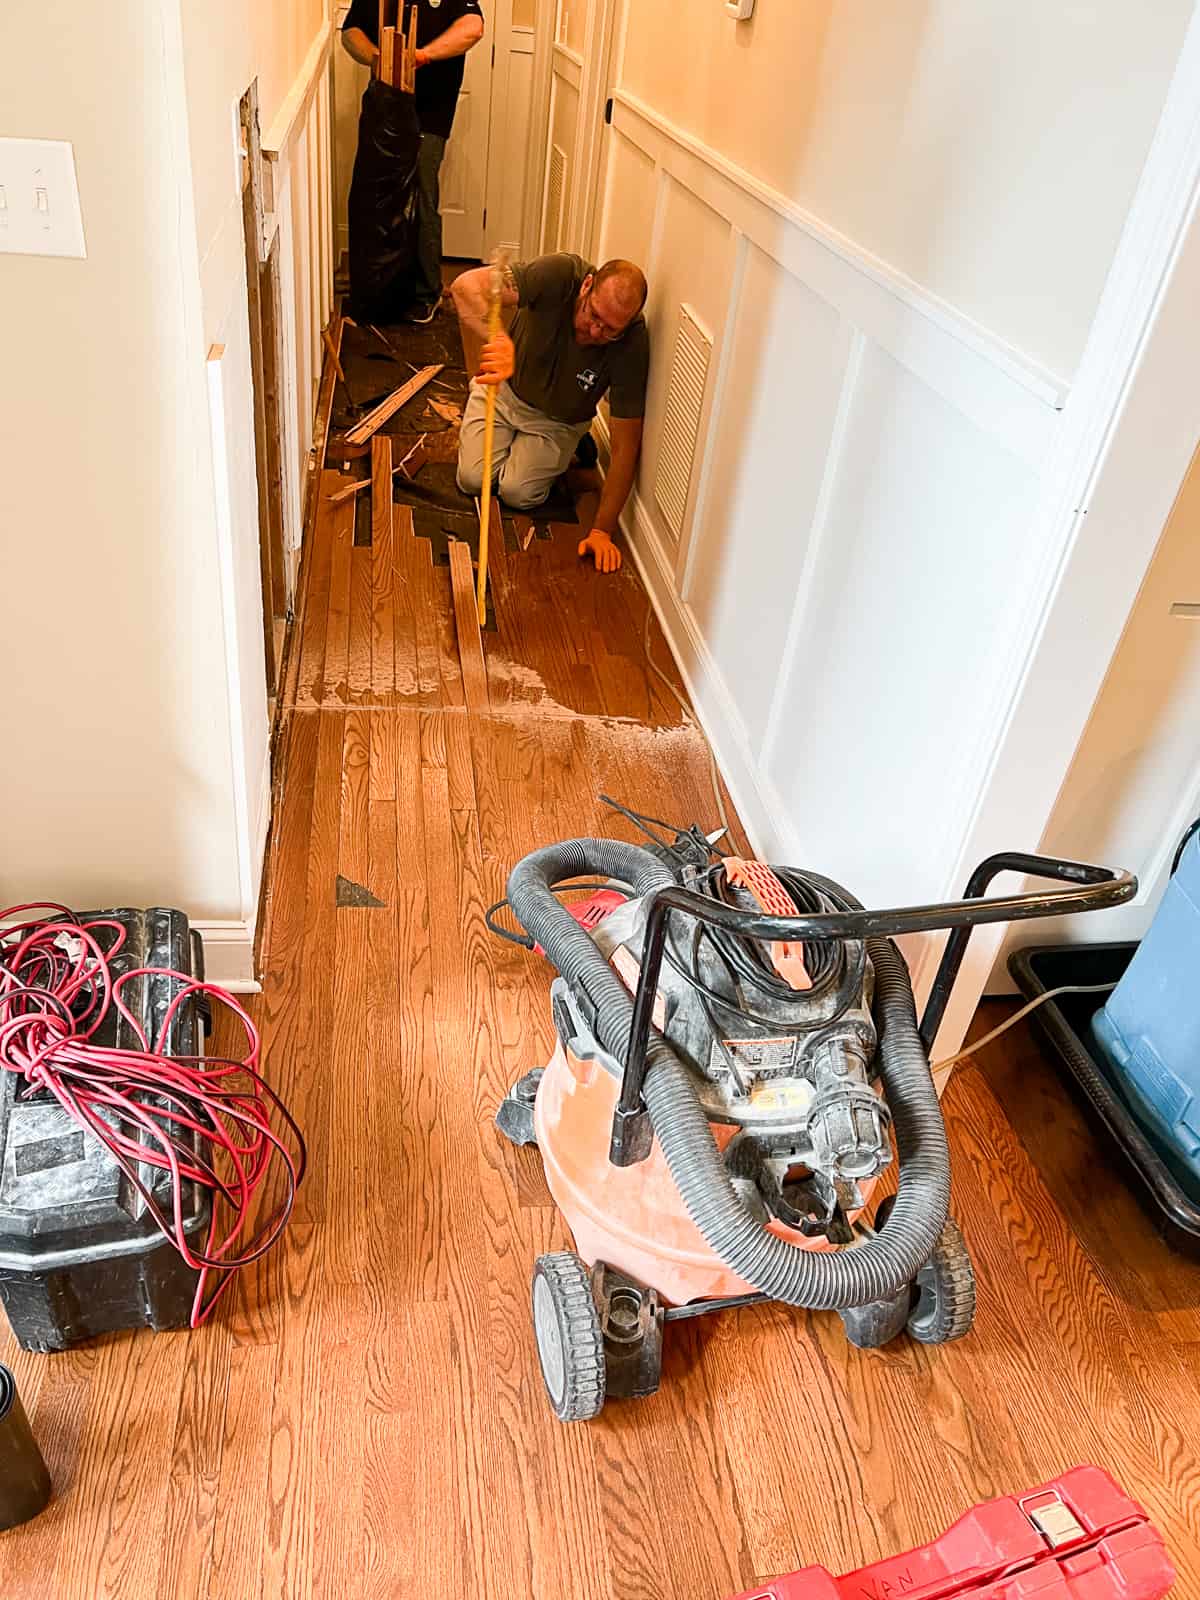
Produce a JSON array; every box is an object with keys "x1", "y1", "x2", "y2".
[{"x1": 609, "y1": 853, "x2": 1134, "y2": 1164}]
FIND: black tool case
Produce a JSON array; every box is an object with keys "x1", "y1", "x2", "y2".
[
  {"x1": 0, "y1": 908, "x2": 212, "y2": 1352},
  {"x1": 1009, "y1": 941, "x2": 1200, "y2": 1260}
]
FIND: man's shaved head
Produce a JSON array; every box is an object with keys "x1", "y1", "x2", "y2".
[{"x1": 593, "y1": 259, "x2": 648, "y2": 315}]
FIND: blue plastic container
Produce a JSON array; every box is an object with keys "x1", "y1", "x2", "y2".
[{"x1": 1092, "y1": 827, "x2": 1200, "y2": 1183}]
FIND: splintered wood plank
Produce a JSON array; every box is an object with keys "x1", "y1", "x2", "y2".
[
  {"x1": 370, "y1": 435, "x2": 394, "y2": 702},
  {"x1": 448, "y1": 539, "x2": 489, "y2": 712},
  {"x1": 344, "y1": 364, "x2": 444, "y2": 445}
]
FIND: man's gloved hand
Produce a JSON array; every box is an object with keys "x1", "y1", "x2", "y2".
[
  {"x1": 578, "y1": 529, "x2": 623, "y2": 573},
  {"x1": 477, "y1": 332, "x2": 515, "y2": 387}
]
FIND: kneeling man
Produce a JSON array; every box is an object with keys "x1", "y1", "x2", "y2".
[{"x1": 453, "y1": 253, "x2": 649, "y2": 573}]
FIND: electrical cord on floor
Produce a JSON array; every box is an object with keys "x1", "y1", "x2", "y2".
[
  {"x1": 643, "y1": 602, "x2": 734, "y2": 844},
  {"x1": 931, "y1": 982, "x2": 1117, "y2": 1075},
  {"x1": 0, "y1": 904, "x2": 306, "y2": 1327}
]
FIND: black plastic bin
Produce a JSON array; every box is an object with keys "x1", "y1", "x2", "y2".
[
  {"x1": 0, "y1": 909, "x2": 212, "y2": 1352},
  {"x1": 1008, "y1": 940, "x2": 1200, "y2": 1259}
]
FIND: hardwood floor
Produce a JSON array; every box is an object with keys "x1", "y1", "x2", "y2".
[{"x1": 2, "y1": 442, "x2": 1199, "y2": 1597}]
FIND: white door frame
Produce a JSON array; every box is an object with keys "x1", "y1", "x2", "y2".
[
  {"x1": 566, "y1": 0, "x2": 623, "y2": 256},
  {"x1": 926, "y1": 2, "x2": 1200, "y2": 1053},
  {"x1": 522, "y1": 0, "x2": 557, "y2": 254},
  {"x1": 525, "y1": 0, "x2": 623, "y2": 259}
]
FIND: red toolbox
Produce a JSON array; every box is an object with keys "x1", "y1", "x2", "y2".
[{"x1": 729, "y1": 1467, "x2": 1174, "y2": 1600}]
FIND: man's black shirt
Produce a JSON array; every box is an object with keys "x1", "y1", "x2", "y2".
[{"x1": 343, "y1": 0, "x2": 483, "y2": 140}]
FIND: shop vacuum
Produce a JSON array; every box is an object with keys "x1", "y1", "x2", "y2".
[{"x1": 490, "y1": 806, "x2": 1133, "y2": 1422}]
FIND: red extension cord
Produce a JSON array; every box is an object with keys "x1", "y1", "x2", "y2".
[{"x1": 0, "y1": 904, "x2": 305, "y2": 1327}]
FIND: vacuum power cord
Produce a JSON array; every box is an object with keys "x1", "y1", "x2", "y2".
[
  {"x1": 0, "y1": 904, "x2": 306, "y2": 1328},
  {"x1": 931, "y1": 982, "x2": 1116, "y2": 1075}
]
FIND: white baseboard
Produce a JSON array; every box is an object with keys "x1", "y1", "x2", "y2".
[{"x1": 193, "y1": 919, "x2": 261, "y2": 992}]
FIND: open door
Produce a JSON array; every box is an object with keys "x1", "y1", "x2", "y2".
[{"x1": 439, "y1": 6, "x2": 495, "y2": 258}]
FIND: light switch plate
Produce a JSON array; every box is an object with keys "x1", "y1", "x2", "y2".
[
  {"x1": 0, "y1": 138, "x2": 86, "y2": 258},
  {"x1": 725, "y1": 0, "x2": 755, "y2": 17}
]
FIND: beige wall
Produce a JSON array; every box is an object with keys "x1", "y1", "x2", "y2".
[
  {"x1": 620, "y1": 0, "x2": 1192, "y2": 378},
  {"x1": 0, "y1": 3, "x2": 242, "y2": 917},
  {"x1": 0, "y1": 0, "x2": 330, "y2": 966}
]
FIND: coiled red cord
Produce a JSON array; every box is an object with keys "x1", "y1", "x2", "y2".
[{"x1": 0, "y1": 904, "x2": 305, "y2": 1328}]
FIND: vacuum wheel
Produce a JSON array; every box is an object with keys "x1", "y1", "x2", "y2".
[
  {"x1": 907, "y1": 1215, "x2": 976, "y2": 1345},
  {"x1": 841, "y1": 1196, "x2": 976, "y2": 1349},
  {"x1": 531, "y1": 1253, "x2": 606, "y2": 1422}
]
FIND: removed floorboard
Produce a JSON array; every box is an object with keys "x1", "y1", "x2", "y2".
[{"x1": 448, "y1": 538, "x2": 490, "y2": 714}]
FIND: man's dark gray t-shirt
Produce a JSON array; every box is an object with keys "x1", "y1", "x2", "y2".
[{"x1": 508, "y1": 254, "x2": 649, "y2": 426}]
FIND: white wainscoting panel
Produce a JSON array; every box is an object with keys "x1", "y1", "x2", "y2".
[
  {"x1": 685, "y1": 242, "x2": 851, "y2": 755},
  {"x1": 594, "y1": 88, "x2": 1068, "y2": 1037}
]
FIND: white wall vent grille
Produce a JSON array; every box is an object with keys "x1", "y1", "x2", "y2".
[
  {"x1": 654, "y1": 303, "x2": 712, "y2": 546},
  {"x1": 545, "y1": 143, "x2": 567, "y2": 253}
]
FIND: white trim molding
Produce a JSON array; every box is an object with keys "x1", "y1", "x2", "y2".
[
  {"x1": 263, "y1": 21, "x2": 335, "y2": 164},
  {"x1": 194, "y1": 920, "x2": 262, "y2": 993}
]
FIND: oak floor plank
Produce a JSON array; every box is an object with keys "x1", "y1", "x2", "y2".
[
  {"x1": 370, "y1": 436, "x2": 395, "y2": 704},
  {"x1": 293, "y1": 471, "x2": 341, "y2": 710},
  {"x1": 206, "y1": 1342, "x2": 278, "y2": 1600},
  {"x1": 323, "y1": 499, "x2": 354, "y2": 704},
  {"x1": 448, "y1": 539, "x2": 490, "y2": 713},
  {"x1": 348, "y1": 547, "x2": 373, "y2": 705}
]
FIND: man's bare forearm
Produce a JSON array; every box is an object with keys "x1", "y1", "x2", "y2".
[
  {"x1": 595, "y1": 450, "x2": 637, "y2": 534},
  {"x1": 342, "y1": 26, "x2": 379, "y2": 67},
  {"x1": 595, "y1": 424, "x2": 642, "y2": 534},
  {"x1": 420, "y1": 14, "x2": 484, "y2": 62},
  {"x1": 451, "y1": 266, "x2": 517, "y2": 374}
]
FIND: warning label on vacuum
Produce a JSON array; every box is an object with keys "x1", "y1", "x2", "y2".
[{"x1": 713, "y1": 1036, "x2": 800, "y2": 1074}]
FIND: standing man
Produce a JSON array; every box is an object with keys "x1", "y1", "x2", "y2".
[
  {"x1": 342, "y1": 0, "x2": 485, "y2": 323},
  {"x1": 452, "y1": 253, "x2": 649, "y2": 573}
]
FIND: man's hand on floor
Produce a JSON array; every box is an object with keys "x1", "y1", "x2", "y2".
[
  {"x1": 477, "y1": 332, "x2": 515, "y2": 386},
  {"x1": 578, "y1": 529, "x2": 623, "y2": 573}
]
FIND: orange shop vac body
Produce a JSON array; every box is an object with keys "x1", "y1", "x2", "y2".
[{"x1": 489, "y1": 812, "x2": 1134, "y2": 1422}]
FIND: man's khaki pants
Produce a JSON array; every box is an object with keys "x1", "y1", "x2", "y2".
[{"x1": 456, "y1": 381, "x2": 588, "y2": 511}]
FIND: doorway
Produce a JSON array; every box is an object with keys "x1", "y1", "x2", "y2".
[{"x1": 238, "y1": 82, "x2": 290, "y2": 702}]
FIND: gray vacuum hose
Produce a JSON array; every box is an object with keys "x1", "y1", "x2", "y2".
[{"x1": 507, "y1": 839, "x2": 951, "y2": 1309}]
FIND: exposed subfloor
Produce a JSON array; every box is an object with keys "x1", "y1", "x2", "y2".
[{"x1": 2, "y1": 391, "x2": 1199, "y2": 1597}]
